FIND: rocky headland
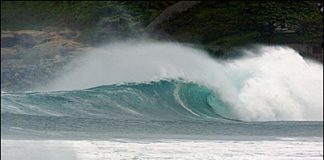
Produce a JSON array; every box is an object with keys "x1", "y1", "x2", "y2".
[{"x1": 1, "y1": 28, "x2": 94, "y2": 91}]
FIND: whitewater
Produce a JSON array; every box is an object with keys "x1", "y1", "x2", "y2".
[
  {"x1": 1, "y1": 41, "x2": 323, "y2": 160},
  {"x1": 43, "y1": 41, "x2": 323, "y2": 121}
]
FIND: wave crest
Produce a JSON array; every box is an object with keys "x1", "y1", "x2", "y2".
[{"x1": 26, "y1": 42, "x2": 324, "y2": 121}]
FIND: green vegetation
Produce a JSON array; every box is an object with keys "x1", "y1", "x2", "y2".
[
  {"x1": 1, "y1": 1, "x2": 322, "y2": 56},
  {"x1": 160, "y1": 1, "x2": 322, "y2": 56},
  {"x1": 1, "y1": 1, "x2": 179, "y2": 44},
  {"x1": 1, "y1": 1, "x2": 177, "y2": 30}
]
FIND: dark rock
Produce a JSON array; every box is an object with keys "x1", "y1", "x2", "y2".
[
  {"x1": 14, "y1": 33, "x2": 36, "y2": 48},
  {"x1": 1, "y1": 32, "x2": 17, "y2": 48},
  {"x1": 58, "y1": 29, "x2": 80, "y2": 39},
  {"x1": 1, "y1": 29, "x2": 90, "y2": 91}
]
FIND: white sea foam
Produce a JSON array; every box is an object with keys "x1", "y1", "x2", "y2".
[
  {"x1": 42, "y1": 41, "x2": 323, "y2": 121},
  {"x1": 1, "y1": 139, "x2": 323, "y2": 160}
]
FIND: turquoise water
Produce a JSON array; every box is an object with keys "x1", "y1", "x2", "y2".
[
  {"x1": 1, "y1": 44, "x2": 323, "y2": 159},
  {"x1": 1, "y1": 80, "x2": 322, "y2": 140}
]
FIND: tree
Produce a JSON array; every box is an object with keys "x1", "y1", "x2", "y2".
[{"x1": 241, "y1": 1, "x2": 323, "y2": 43}]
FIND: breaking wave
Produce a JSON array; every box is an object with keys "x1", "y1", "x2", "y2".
[{"x1": 2, "y1": 42, "x2": 322, "y2": 121}]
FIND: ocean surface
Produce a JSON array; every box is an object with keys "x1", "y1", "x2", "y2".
[{"x1": 1, "y1": 43, "x2": 323, "y2": 159}]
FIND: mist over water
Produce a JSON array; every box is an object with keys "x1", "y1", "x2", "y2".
[{"x1": 37, "y1": 41, "x2": 323, "y2": 121}]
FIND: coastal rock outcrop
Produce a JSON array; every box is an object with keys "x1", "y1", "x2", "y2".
[
  {"x1": 1, "y1": 29, "x2": 93, "y2": 91},
  {"x1": 1, "y1": 31, "x2": 16, "y2": 48}
]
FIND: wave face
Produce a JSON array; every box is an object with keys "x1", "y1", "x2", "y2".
[
  {"x1": 2, "y1": 42, "x2": 323, "y2": 122},
  {"x1": 1, "y1": 80, "x2": 232, "y2": 121}
]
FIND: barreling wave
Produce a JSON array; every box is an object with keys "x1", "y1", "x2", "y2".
[
  {"x1": 2, "y1": 41, "x2": 323, "y2": 122},
  {"x1": 1, "y1": 80, "x2": 234, "y2": 121}
]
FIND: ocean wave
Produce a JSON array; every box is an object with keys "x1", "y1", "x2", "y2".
[{"x1": 2, "y1": 42, "x2": 322, "y2": 122}]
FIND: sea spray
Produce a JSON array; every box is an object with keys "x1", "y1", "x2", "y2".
[{"x1": 29, "y1": 41, "x2": 323, "y2": 121}]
